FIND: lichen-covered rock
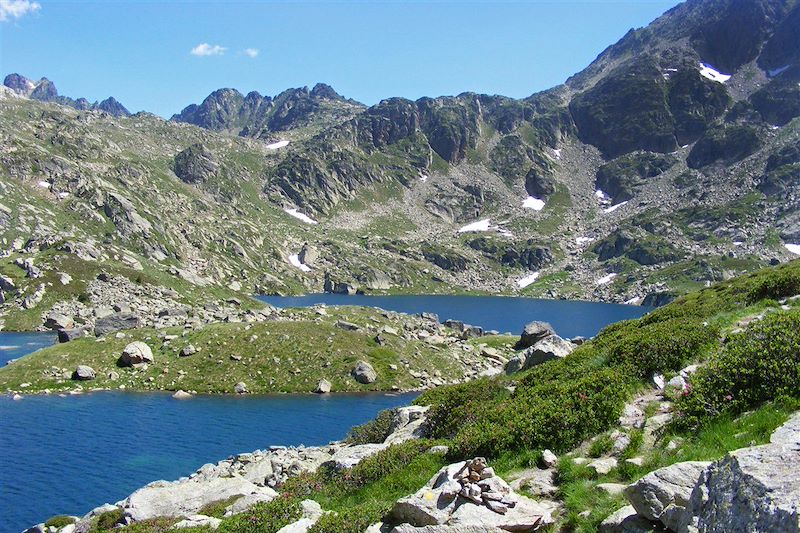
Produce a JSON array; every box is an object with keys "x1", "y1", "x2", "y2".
[{"x1": 352, "y1": 361, "x2": 378, "y2": 384}]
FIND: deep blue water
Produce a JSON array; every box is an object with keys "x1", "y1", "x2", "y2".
[
  {"x1": 257, "y1": 293, "x2": 649, "y2": 338},
  {"x1": 0, "y1": 388, "x2": 416, "y2": 532},
  {"x1": 0, "y1": 296, "x2": 647, "y2": 532},
  {"x1": 0, "y1": 332, "x2": 57, "y2": 366}
]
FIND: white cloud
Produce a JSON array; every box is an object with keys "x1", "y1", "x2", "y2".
[
  {"x1": 0, "y1": 0, "x2": 41, "y2": 22},
  {"x1": 243, "y1": 48, "x2": 259, "y2": 58},
  {"x1": 190, "y1": 43, "x2": 226, "y2": 57}
]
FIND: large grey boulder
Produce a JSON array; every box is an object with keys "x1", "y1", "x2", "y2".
[
  {"x1": 688, "y1": 412, "x2": 800, "y2": 533},
  {"x1": 352, "y1": 361, "x2": 378, "y2": 384},
  {"x1": 58, "y1": 327, "x2": 92, "y2": 343},
  {"x1": 517, "y1": 321, "x2": 555, "y2": 349},
  {"x1": 123, "y1": 475, "x2": 277, "y2": 522},
  {"x1": 0, "y1": 274, "x2": 15, "y2": 291},
  {"x1": 44, "y1": 312, "x2": 74, "y2": 331},
  {"x1": 95, "y1": 313, "x2": 140, "y2": 337},
  {"x1": 624, "y1": 461, "x2": 710, "y2": 531},
  {"x1": 120, "y1": 341, "x2": 154, "y2": 367},
  {"x1": 505, "y1": 335, "x2": 574, "y2": 374},
  {"x1": 72, "y1": 365, "x2": 96, "y2": 381}
]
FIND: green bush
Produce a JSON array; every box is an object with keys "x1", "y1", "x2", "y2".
[
  {"x1": 600, "y1": 318, "x2": 718, "y2": 378},
  {"x1": 307, "y1": 502, "x2": 388, "y2": 533},
  {"x1": 747, "y1": 270, "x2": 800, "y2": 303},
  {"x1": 45, "y1": 516, "x2": 76, "y2": 528},
  {"x1": 93, "y1": 509, "x2": 124, "y2": 531},
  {"x1": 217, "y1": 497, "x2": 301, "y2": 533},
  {"x1": 341, "y1": 440, "x2": 433, "y2": 490},
  {"x1": 346, "y1": 408, "x2": 397, "y2": 444},
  {"x1": 415, "y1": 378, "x2": 510, "y2": 439},
  {"x1": 676, "y1": 310, "x2": 800, "y2": 429}
]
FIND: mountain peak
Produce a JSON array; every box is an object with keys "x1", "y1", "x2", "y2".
[{"x1": 2, "y1": 72, "x2": 131, "y2": 117}]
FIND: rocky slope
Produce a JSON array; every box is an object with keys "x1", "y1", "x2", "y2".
[{"x1": 2, "y1": 0, "x2": 800, "y2": 335}]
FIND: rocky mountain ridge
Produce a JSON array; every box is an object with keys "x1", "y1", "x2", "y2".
[
  {"x1": 1, "y1": 0, "x2": 799, "y2": 333},
  {"x1": 3, "y1": 73, "x2": 131, "y2": 117}
]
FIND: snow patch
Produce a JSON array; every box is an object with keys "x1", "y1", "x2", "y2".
[
  {"x1": 596, "y1": 273, "x2": 617, "y2": 285},
  {"x1": 576, "y1": 237, "x2": 594, "y2": 245},
  {"x1": 732, "y1": 241, "x2": 744, "y2": 247},
  {"x1": 523, "y1": 196, "x2": 545, "y2": 211},
  {"x1": 458, "y1": 219, "x2": 492, "y2": 233},
  {"x1": 624, "y1": 296, "x2": 643, "y2": 305},
  {"x1": 288, "y1": 254, "x2": 312, "y2": 272},
  {"x1": 37, "y1": 181, "x2": 50, "y2": 189},
  {"x1": 769, "y1": 65, "x2": 790, "y2": 77},
  {"x1": 699, "y1": 62, "x2": 731, "y2": 83},
  {"x1": 552, "y1": 149, "x2": 562, "y2": 160},
  {"x1": 595, "y1": 189, "x2": 610, "y2": 200},
  {"x1": 419, "y1": 174, "x2": 429, "y2": 183},
  {"x1": 57, "y1": 192, "x2": 69, "y2": 199},
  {"x1": 266, "y1": 140, "x2": 290, "y2": 150},
  {"x1": 516, "y1": 272, "x2": 540, "y2": 289},
  {"x1": 284, "y1": 208, "x2": 318, "y2": 225},
  {"x1": 604, "y1": 201, "x2": 628, "y2": 213},
  {"x1": 785, "y1": 243, "x2": 800, "y2": 255}
]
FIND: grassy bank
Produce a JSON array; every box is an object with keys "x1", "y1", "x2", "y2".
[{"x1": 0, "y1": 306, "x2": 491, "y2": 395}]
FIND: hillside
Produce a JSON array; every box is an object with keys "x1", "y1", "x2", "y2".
[
  {"x1": 25, "y1": 259, "x2": 800, "y2": 532},
  {"x1": 1, "y1": 0, "x2": 800, "y2": 335}
]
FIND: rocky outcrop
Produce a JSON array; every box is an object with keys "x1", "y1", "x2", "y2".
[
  {"x1": 94, "y1": 313, "x2": 141, "y2": 337},
  {"x1": 173, "y1": 143, "x2": 219, "y2": 184},
  {"x1": 505, "y1": 335, "x2": 574, "y2": 374},
  {"x1": 516, "y1": 321, "x2": 555, "y2": 349},
  {"x1": 352, "y1": 361, "x2": 378, "y2": 384}
]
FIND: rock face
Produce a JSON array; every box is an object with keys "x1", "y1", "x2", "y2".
[
  {"x1": 173, "y1": 143, "x2": 219, "y2": 184},
  {"x1": 120, "y1": 341, "x2": 154, "y2": 367},
  {"x1": 517, "y1": 321, "x2": 555, "y2": 349},
  {"x1": 688, "y1": 412, "x2": 800, "y2": 533},
  {"x1": 352, "y1": 361, "x2": 378, "y2": 384},
  {"x1": 389, "y1": 457, "x2": 554, "y2": 531}
]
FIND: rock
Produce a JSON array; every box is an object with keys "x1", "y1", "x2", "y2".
[
  {"x1": 174, "y1": 143, "x2": 219, "y2": 184},
  {"x1": 107, "y1": 371, "x2": 119, "y2": 381},
  {"x1": 123, "y1": 475, "x2": 276, "y2": 521},
  {"x1": 298, "y1": 243, "x2": 319, "y2": 267},
  {"x1": 72, "y1": 365, "x2": 95, "y2": 381},
  {"x1": 688, "y1": 412, "x2": 800, "y2": 533},
  {"x1": 59, "y1": 273, "x2": 72, "y2": 285},
  {"x1": 623, "y1": 461, "x2": 710, "y2": 531},
  {"x1": 650, "y1": 373, "x2": 666, "y2": 390},
  {"x1": 234, "y1": 382, "x2": 248, "y2": 394},
  {"x1": 599, "y1": 505, "x2": 658, "y2": 533},
  {"x1": 172, "y1": 390, "x2": 193, "y2": 400},
  {"x1": 505, "y1": 335, "x2": 574, "y2": 373},
  {"x1": 173, "y1": 515, "x2": 221, "y2": 529},
  {"x1": 58, "y1": 327, "x2": 91, "y2": 343},
  {"x1": 120, "y1": 341, "x2": 154, "y2": 367},
  {"x1": 666, "y1": 375, "x2": 687, "y2": 392},
  {"x1": 541, "y1": 450, "x2": 558, "y2": 468},
  {"x1": 327, "y1": 444, "x2": 388, "y2": 470},
  {"x1": 180, "y1": 345, "x2": 197, "y2": 357},
  {"x1": 588, "y1": 457, "x2": 618, "y2": 475},
  {"x1": 597, "y1": 483, "x2": 627, "y2": 496},
  {"x1": 94, "y1": 313, "x2": 140, "y2": 337},
  {"x1": 384, "y1": 406, "x2": 430, "y2": 445},
  {"x1": 44, "y1": 312, "x2": 74, "y2": 331},
  {"x1": 225, "y1": 492, "x2": 281, "y2": 516},
  {"x1": 517, "y1": 321, "x2": 555, "y2": 349},
  {"x1": 391, "y1": 526, "x2": 505, "y2": 533},
  {"x1": 274, "y1": 500, "x2": 324, "y2": 533},
  {"x1": 0, "y1": 274, "x2": 15, "y2": 291},
  {"x1": 314, "y1": 379, "x2": 331, "y2": 394},
  {"x1": 352, "y1": 361, "x2": 378, "y2": 384},
  {"x1": 336, "y1": 320, "x2": 360, "y2": 331}
]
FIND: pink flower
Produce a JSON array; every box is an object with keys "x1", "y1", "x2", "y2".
[{"x1": 725, "y1": 394, "x2": 733, "y2": 401}]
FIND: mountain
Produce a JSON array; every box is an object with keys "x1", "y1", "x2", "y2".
[
  {"x1": 2, "y1": 73, "x2": 132, "y2": 117},
  {"x1": 1, "y1": 0, "x2": 799, "y2": 334}
]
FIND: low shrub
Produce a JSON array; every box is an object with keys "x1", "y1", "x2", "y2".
[
  {"x1": 676, "y1": 310, "x2": 800, "y2": 429},
  {"x1": 198, "y1": 495, "x2": 241, "y2": 518},
  {"x1": 415, "y1": 378, "x2": 510, "y2": 440},
  {"x1": 93, "y1": 509, "x2": 124, "y2": 531},
  {"x1": 45, "y1": 516, "x2": 76, "y2": 528},
  {"x1": 341, "y1": 440, "x2": 433, "y2": 490},
  {"x1": 346, "y1": 408, "x2": 396, "y2": 444},
  {"x1": 747, "y1": 269, "x2": 800, "y2": 303},
  {"x1": 217, "y1": 497, "x2": 301, "y2": 533},
  {"x1": 307, "y1": 502, "x2": 388, "y2": 533}
]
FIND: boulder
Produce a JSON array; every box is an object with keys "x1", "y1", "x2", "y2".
[
  {"x1": 172, "y1": 390, "x2": 193, "y2": 400},
  {"x1": 314, "y1": 379, "x2": 331, "y2": 394},
  {"x1": 123, "y1": 475, "x2": 276, "y2": 521},
  {"x1": 225, "y1": 492, "x2": 281, "y2": 516},
  {"x1": 94, "y1": 313, "x2": 140, "y2": 337},
  {"x1": 58, "y1": 327, "x2": 92, "y2": 343},
  {"x1": 599, "y1": 505, "x2": 659, "y2": 533},
  {"x1": 505, "y1": 335, "x2": 573, "y2": 374},
  {"x1": 517, "y1": 321, "x2": 555, "y2": 349},
  {"x1": 120, "y1": 342, "x2": 154, "y2": 367},
  {"x1": 0, "y1": 274, "x2": 15, "y2": 291},
  {"x1": 688, "y1": 412, "x2": 800, "y2": 533},
  {"x1": 72, "y1": 365, "x2": 96, "y2": 381},
  {"x1": 180, "y1": 345, "x2": 197, "y2": 357},
  {"x1": 352, "y1": 361, "x2": 378, "y2": 384},
  {"x1": 541, "y1": 450, "x2": 558, "y2": 469},
  {"x1": 44, "y1": 312, "x2": 74, "y2": 331},
  {"x1": 623, "y1": 461, "x2": 710, "y2": 531},
  {"x1": 234, "y1": 382, "x2": 248, "y2": 394}
]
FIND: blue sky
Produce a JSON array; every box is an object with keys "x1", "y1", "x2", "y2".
[{"x1": 1, "y1": 0, "x2": 681, "y2": 117}]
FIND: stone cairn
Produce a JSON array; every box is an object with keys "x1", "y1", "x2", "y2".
[{"x1": 452, "y1": 457, "x2": 516, "y2": 514}]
